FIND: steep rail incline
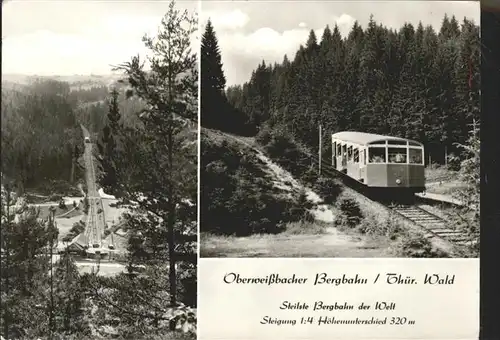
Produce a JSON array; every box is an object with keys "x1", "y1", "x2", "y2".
[
  {"x1": 215, "y1": 130, "x2": 476, "y2": 248},
  {"x1": 81, "y1": 125, "x2": 105, "y2": 248}
]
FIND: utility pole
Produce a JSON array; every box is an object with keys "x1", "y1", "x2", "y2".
[
  {"x1": 318, "y1": 124, "x2": 322, "y2": 176},
  {"x1": 3, "y1": 184, "x2": 12, "y2": 339},
  {"x1": 49, "y1": 206, "x2": 56, "y2": 336}
]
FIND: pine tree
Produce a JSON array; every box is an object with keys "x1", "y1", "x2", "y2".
[
  {"x1": 1, "y1": 183, "x2": 58, "y2": 338},
  {"x1": 449, "y1": 120, "x2": 479, "y2": 254},
  {"x1": 53, "y1": 251, "x2": 90, "y2": 336},
  {"x1": 453, "y1": 18, "x2": 480, "y2": 146},
  {"x1": 113, "y1": 0, "x2": 197, "y2": 308},
  {"x1": 98, "y1": 88, "x2": 121, "y2": 193}
]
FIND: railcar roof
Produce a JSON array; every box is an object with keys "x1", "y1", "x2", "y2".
[{"x1": 332, "y1": 131, "x2": 422, "y2": 146}]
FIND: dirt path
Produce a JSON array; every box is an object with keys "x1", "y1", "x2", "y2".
[{"x1": 201, "y1": 232, "x2": 393, "y2": 258}]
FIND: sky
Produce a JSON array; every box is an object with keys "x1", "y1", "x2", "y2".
[
  {"x1": 2, "y1": 0, "x2": 199, "y2": 76},
  {"x1": 201, "y1": 1, "x2": 480, "y2": 87}
]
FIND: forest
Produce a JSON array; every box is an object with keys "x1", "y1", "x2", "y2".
[
  {"x1": 1, "y1": 75, "x2": 145, "y2": 197},
  {"x1": 203, "y1": 14, "x2": 480, "y2": 166},
  {"x1": 1, "y1": 1, "x2": 198, "y2": 338}
]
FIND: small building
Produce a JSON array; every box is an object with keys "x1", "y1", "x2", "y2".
[{"x1": 67, "y1": 233, "x2": 89, "y2": 255}]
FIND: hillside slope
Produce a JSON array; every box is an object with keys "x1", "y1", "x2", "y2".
[{"x1": 200, "y1": 128, "x2": 395, "y2": 257}]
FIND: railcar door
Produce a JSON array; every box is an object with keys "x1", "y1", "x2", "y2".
[
  {"x1": 347, "y1": 146, "x2": 361, "y2": 180},
  {"x1": 336, "y1": 142, "x2": 343, "y2": 171},
  {"x1": 341, "y1": 144, "x2": 347, "y2": 171},
  {"x1": 332, "y1": 141, "x2": 337, "y2": 168},
  {"x1": 359, "y1": 148, "x2": 367, "y2": 183}
]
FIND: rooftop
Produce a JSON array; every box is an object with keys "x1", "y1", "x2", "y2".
[{"x1": 332, "y1": 131, "x2": 422, "y2": 146}]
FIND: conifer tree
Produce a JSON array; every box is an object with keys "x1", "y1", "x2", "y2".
[
  {"x1": 449, "y1": 120, "x2": 479, "y2": 253},
  {"x1": 53, "y1": 251, "x2": 90, "y2": 336},
  {"x1": 97, "y1": 88, "x2": 121, "y2": 193},
  {"x1": 201, "y1": 19, "x2": 227, "y2": 129},
  {"x1": 113, "y1": 0, "x2": 197, "y2": 308}
]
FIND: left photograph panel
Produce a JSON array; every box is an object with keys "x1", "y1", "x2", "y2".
[{"x1": 1, "y1": 0, "x2": 198, "y2": 339}]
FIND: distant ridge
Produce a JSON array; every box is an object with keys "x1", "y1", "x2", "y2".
[{"x1": 2, "y1": 73, "x2": 124, "y2": 85}]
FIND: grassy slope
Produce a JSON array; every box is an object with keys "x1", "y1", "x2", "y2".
[
  {"x1": 424, "y1": 167, "x2": 467, "y2": 196},
  {"x1": 200, "y1": 128, "x2": 401, "y2": 258}
]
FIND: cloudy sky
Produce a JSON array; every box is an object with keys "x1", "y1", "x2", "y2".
[
  {"x1": 2, "y1": 0, "x2": 198, "y2": 76},
  {"x1": 201, "y1": 1, "x2": 480, "y2": 87}
]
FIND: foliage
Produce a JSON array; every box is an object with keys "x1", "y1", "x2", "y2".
[
  {"x1": 97, "y1": 88, "x2": 121, "y2": 191},
  {"x1": 1, "y1": 183, "x2": 89, "y2": 339},
  {"x1": 201, "y1": 19, "x2": 227, "y2": 129},
  {"x1": 397, "y1": 233, "x2": 450, "y2": 258},
  {"x1": 201, "y1": 130, "x2": 313, "y2": 236},
  {"x1": 1, "y1": 80, "x2": 84, "y2": 194},
  {"x1": 62, "y1": 221, "x2": 86, "y2": 243},
  {"x1": 80, "y1": 272, "x2": 196, "y2": 338},
  {"x1": 335, "y1": 198, "x2": 363, "y2": 228},
  {"x1": 58, "y1": 199, "x2": 67, "y2": 210},
  {"x1": 200, "y1": 20, "x2": 254, "y2": 135},
  {"x1": 448, "y1": 120, "x2": 480, "y2": 254},
  {"x1": 257, "y1": 125, "x2": 312, "y2": 182},
  {"x1": 94, "y1": 4, "x2": 198, "y2": 338},
  {"x1": 217, "y1": 15, "x2": 479, "y2": 166},
  {"x1": 313, "y1": 177, "x2": 343, "y2": 204}
]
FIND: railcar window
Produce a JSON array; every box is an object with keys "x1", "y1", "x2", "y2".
[
  {"x1": 342, "y1": 144, "x2": 347, "y2": 155},
  {"x1": 353, "y1": 148, "x2": 359, "y2": 163},
  {"x1": 333, "y1": 142, "x2": 337, "y2": 156},
  {"x1": 388, "y1": 148, "x2": 407, "y2": 164},
  {"x1": 337, "y1": 144, "x2": 342, "y2": 155},
  {"x1": 388, "y1": 140, "x2": 407, "y2": 145},
  {"x1": 348, "y1": 146, "x2": 353, "y2": 160},
  {"x1": 409, "y1": 148, "x2": 423, "y2": 164},
  {"x1": 369, "y1": 147, "x2": 386, "y2": 163}
]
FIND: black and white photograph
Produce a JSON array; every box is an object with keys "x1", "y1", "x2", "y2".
[
  {"x1": 1, "y1": 1, "x2": 198, "y2": 339},
  {"x1": 200, "y1": 1, "x2": 480, "y2": 259}
]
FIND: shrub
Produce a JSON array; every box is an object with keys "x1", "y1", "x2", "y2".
[
  {"x1": 49, "y1": 194, "x2": 63, "y2": 202},
  {"x1": 71, "y1": 221, "x2": 85, "y2": 234},
  {"x1": 255, "y1": 125, "x2": 273, "y2": 146},
  {"x1": 301, "y1": 166, "x2": 319, "y2": 186},
  {"x1": 59, "y1": 199, "x2": 67, "y2": 209},
  {"x1": 355, "y1": 216, "x2": 377, "y2": 234},
  {"x1": 337, "y1": 198, "x2": 363, "y2": 228},
  {"x1": 397, "y1": 233, "x2": 449, "y2": 258},
  {"x1": 314, "y1": 177, "x2": 343, "y2": 204},
  {"x1": 260, "y1": 129, "x2": 303, "y2": 172},
  {"x1": 286, "y1": 190, "x2": 315, "y2": 223},
  {"x1": 285, "y1": 220, "x2": 326, "y2": 235},
  {"x1": 357, "y1": 210, "x2": 403, "y2": 239}
]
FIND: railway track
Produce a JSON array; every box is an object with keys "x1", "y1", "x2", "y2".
[
  {"x1": 82, "y1": 125, "x2": 104, "y2": 249},
  {"x1": 308, "y1": 152, "x2": 477, "y2": 246},
  {"x1": 220, "y1": 131, "x2": 476, "y2": 247},
  {"x1": 389, "y1": 205, "x2": 473, "y2": 245}
]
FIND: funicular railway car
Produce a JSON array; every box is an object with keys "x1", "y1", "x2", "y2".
[{"x1": 332, "y1": 131, "x2": 425, "y2": 194}]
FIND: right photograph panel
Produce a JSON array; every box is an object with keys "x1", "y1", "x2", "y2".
[{"x1": 200, "y1": 0, "x2": 480, "y2": 259}]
